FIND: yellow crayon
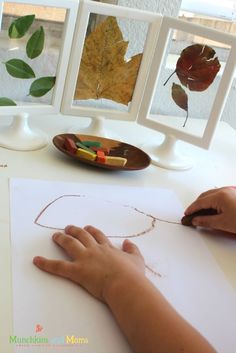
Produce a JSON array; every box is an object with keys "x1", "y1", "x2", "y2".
[
  {"x1": 76, "y1": 148, "x2": 96, "y2": 161},
  {"x1": 105, "y1": 156, "x2": 127, "y2": 167}
]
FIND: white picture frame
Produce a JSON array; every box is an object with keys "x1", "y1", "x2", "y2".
[
  {"x1": 61, "y1": 0, "x2": 162, "y2": 136},
  {"x1": 0, "y1": 0, "x2": 79, "y2": 150},
  {"x1": 137, "y1": 16, "x2": 236, "y2": 170}
]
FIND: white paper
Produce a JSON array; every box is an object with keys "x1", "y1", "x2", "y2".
[{"x1": 10, "y1": 178, "x2": 236, "y2": 353}]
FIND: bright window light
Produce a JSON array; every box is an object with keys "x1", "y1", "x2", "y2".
[{"x1": 180, "y1": 0, "x2": 236, "y2": 21}]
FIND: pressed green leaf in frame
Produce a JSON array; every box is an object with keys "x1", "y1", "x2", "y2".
[
  {"x1": 29, "y1": 76, "x2": 56, "y2": 97},
  {"x1": 5, "y1": 59, "x2": 36, "y2": 79},
  {"x1": 26, "y1": 26, "x2": 45, "y2": 59},
  {"x1": 0, "y1": 97, "x2": 17, "y2": 106},
  {"x1": 171, "y1": 83, "x2": 189, "y2": 127},
  {"x1": 8, "y1": 15, "x2": 35, "y2": 39},
  {"x1": 9, "y1": 24, "x2": 19, "y2": 38}
]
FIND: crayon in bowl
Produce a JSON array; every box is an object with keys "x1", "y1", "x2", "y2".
[{"x1": 63, "y1": 137, "x2": 127, "y2": 167}]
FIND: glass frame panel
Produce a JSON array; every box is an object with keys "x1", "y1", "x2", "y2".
[
  {"x1": 137, "y1": 16, "x2": 236, "y2": 149},
  {"x1": 62, "y1": 0, "x2": 162, "y2": 122},
  {"x1": 0, "y1": 0, "x2": 78, "y2": 116}
]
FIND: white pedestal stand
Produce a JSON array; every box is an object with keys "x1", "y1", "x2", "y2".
[
  {"x1": 143, "y1": 134, "x2": 193, "y2": 171},
  {"x1": 0, "y1": 113, "x2": 48, "y2": 151},
  {"x1": 68, "y1": 116, "x2": 121, "y2": 139}
]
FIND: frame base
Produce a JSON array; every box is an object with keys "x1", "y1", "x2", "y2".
[
  {"x1": 68, "y1": 116, "x2": 121, "y2": 139},
  {"x1": 0, "y1": 113, "x2": 48, "y2": 151},
  {"x1": 142, "y1": 134, "x2": 193, "y2": 171}
]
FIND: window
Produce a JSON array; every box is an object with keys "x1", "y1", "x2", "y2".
[
  {"x1": 176, "y1": 0, "x2": 236, "y2": 62},
  {"x1": 179, "y1": 0, "x2": 236, "y2": 42},
  {"x1": 180, "y1": 0, "x2": 236, "y2": 21}
]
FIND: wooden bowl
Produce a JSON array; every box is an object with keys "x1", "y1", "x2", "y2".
[{"x1": 53, "y1": 134, "x2": 151, "y2": 171}]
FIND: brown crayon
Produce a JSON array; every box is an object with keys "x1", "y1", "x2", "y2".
[{"x1": 181, "y1": 208, "x2": 218, "y2": 226}]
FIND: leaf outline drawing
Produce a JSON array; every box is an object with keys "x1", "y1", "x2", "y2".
[
  {"x1": 34, "y1": 194, "x2": 163, "y2": 239},
  {"x1": 34, "y1": 194, "x2": 181, "y2": 278}
]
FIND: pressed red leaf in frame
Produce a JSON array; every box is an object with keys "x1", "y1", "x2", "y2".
[
  {"x1": 176, "y1": 44, "x2": 221, "y2": 91},
  {"x1": 171, "y1": 83, "x2": 189, "y2": 127}
]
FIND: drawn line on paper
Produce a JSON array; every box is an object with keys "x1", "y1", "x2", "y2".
[
  {"x1": 34, "y1": 194, "x2": 181, "y2": 278},
  {"x1": 34, "y1": 194, "x2": 180, "y2": 239},
  {"x1": 145, "y1": 264, "x2": 162, "y2": 278}
]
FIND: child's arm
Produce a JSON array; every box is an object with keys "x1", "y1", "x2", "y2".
[
  {"x1": 185, "y1": 186, "x2": 236, "y2": 233},
  {"x1": 33, "y1": 225, "x2": 216, "y2": 353},
  {"x1": 103, "y1": 260, "x2": 216, "y2": 353}
]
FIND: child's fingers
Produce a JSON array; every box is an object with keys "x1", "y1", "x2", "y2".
[
  {"x1": 196, "y1": 187, "x2": 231, "y2": 201},
  {"x1": 195, "y1": 189, "x2": 218, "y2": 200},
  {"x1": 185, "y1": 196, "x2": 217, "y2": 215},
  {"x1": 122, "y1": 239, "x2": 143, "y2": 257},
  {"x1": 84, "y1": 225, "x2": 112, "y2": 245},
  {"x1": 185, "y1": 201, "x2": 205, "y2": 215},
  {"x1": 192, "y1": 214, "x2": 221, "y2": 229},
  {"x1": 65, "y1": 225, "x2": 96, "y2": 247},
  {"x1": 53, "y1": 232, "x2": 84, "y2": 258},
  {"x1": 33, "y1": 256, "x2": 73, "y2": 279}
]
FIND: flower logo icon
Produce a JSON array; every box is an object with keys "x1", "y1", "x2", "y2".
[{"x1": 35, "y1": 324, "x2": 43, "y2": 333}]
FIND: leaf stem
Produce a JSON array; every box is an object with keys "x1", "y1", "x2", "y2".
[
  {"x1": 183, "y1": 110, "x2": 189, "y2": 127},
  {"x1": 163, "y1": 70, "x2": 176, "y2": 86}
]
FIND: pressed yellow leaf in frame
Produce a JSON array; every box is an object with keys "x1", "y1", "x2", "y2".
[{"x1": 74, "y1": 16, "x2": 143, "y2": 106}]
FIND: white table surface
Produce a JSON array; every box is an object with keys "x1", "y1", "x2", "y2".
[{"x1": 1, "y1": 113, "x2": 236, "y2": 352}]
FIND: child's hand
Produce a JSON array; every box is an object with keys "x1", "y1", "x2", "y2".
[
  {"x1": 185, "y1": 187, "x2": 236, "y2": 234},
  {"x1": 33, "y1": 225, "x2": 145, "y2": 302}
]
